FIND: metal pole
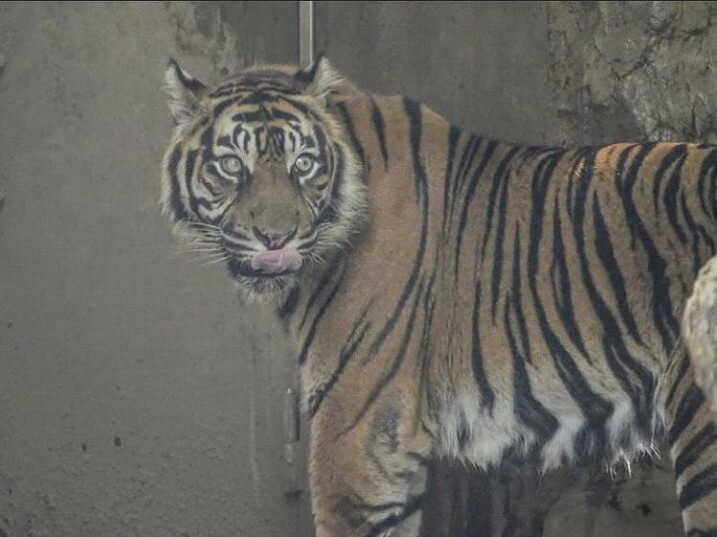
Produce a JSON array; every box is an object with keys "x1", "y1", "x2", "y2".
[
  {"x1": 299, "y1": 1, "x2": 314, "y2": 66},
  {"x1": 283, "y1": 1, "x2": 313, "y2": 496}
]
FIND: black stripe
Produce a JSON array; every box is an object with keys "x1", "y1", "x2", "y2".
[
  {"x1": 416, "y1": 266, "x2": 437, "y2": 410},
  {"x1": 441, "y1": 126, "x2": 462, "y2": 234},
  {"x1": 574, "y1": 150, "x2": 655, "y2": 431},
  {"x1": 239, "y1": 92, "x2": 313, "y2": 117},
  {"x1": 209, "y1": 198, "x2": 233, "y2": 227},
  {"x1": 239, "y1": 90, "x2": 286, "y2": 107},
  {"x1": 454, "y1": 140, "x2": 498, "y2": 280},
  {"x1": 550, "y1": 193, "x2": 590, "y2": 362},
  {"x1": 697, "y1": 148, "x2": 717, "y2": 220},
  {"x1": 592, "y1": 192, "x2": 645, "y2": 346},
  {"x1": 330, "y1": 143, "x2": 345, "y2": 206},
  {"x1": 589, "y1": 195, "x2": 655, "y2": 433},
  {"x1": 456, "y1": 136, "x2": 482, "y2": 194},
  {"x1": 471, "y1": 282, "x2": 495, "y2": 412},
  {"x1": 299, "y1": 268, "x2": 333, "y2": 331},
  {"x1": 213, "y1": 96, "x2": 242, "y2": 118},
  {"x1": 565, "y1": 149, "x2": 592, "y2": 218},
  {"x1": 216, "y1": 135, "x2": 233, "y2": 149},
  {"x1": 308, "y1": 311, "x2": 371, "y2": 418},
  {"x1": 506, "y1": 228, "x2": 559, "y2": 443},
  {"x1": 297, "y1": 268, "x2": 345, "y2": 365},
  {"x1": 665, "y1": 351, "x2": 690, "y2": 410},
  {"x1": 364, "y1": 495, "x2": 424, "y2": 537},
  {"x1": 530, "y1": 149, "x2": 613, "y2": 435},
  {"x1": 674, "y1": 422, "x2": 716, "y2": 478},
  {"x1": 336, "y1": 102, "x2": 366, "y2": 172},
  {"x1": 364, "y1": 99, "x2": 428, "y2": 362},
  {"x1": 669, "y1": 384, "x2": 705, "y2": 446},
  {"x1": 313, "y1": 123, "x2": 330, "y2": 170},
  {"x1": 214, "y1": 93, "x2": 313, "y2": 119},
  {"x1": 341, "y1": 279, "x2": 425, "y2": 437},
  {"x1": 681, "y1": 191, "x2": 716, "y2": 274},
  {"x1": 448, "y1": 134, "x2": 479, "y2": 228},
  {"x1": 479, "y1": 147, "x2": 521, "y2": 265},
  {"x1": 184, "y1": 148, "x2": 201, "y2": 217},
  {"x1": 194, "y1": 125, "x2": 215, "y2": 217},
  {"x1": 679, "y1": 463, "x2": 717, "y2": 509},
  {"x1": 663, "y1": 152, "x2": 689, "y2": 244},
  {"x1": 275, "y1": 94, "x2": 312, "y2": 116},
  {"x1": 489, "y1": 147, "x2": 522, "y2": 317},
  {"x1": 268, "y1": 109, "x2": 301, "y2": 128},
  {"x1": 231, "y1": 108, "x2": 301, "y2": 124},
  {"x1": 314, "y1": 144, "x2": 342, "y2": 226},
  {"x1": 278, "y1": 286, "x2": 300, "y2": 319},
  {"x1": 404, "y1": 98, "x2": 429, "y2": 201},
  {"x1": 618, "y1": 143, "x2": 678, "y2": 352},
  {"x1": 370, "y1": 100, "x2": 389, "y2": 171},
  {"x1": 652, "y1": 144, "x2": 688, "y2": 215},
  {"x1": 167, "y1": 145, "x2": 188, "y2": 221}
]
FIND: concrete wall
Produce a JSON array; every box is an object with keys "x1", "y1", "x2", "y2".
[
  {"x1": 0, "y1": 3, "x2": 312, "y2": 536},
  {"x1": 1, "y1": 2, "x2": 715, "y2": 536}
]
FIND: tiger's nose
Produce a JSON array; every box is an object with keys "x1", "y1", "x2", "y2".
[{"x1": 253, "y1": 227, "x2": 296, "y2": 250}]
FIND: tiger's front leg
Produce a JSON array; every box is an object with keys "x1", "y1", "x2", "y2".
[{"x1": 309, "y1": 388, "x2": 433, "y2": 537}]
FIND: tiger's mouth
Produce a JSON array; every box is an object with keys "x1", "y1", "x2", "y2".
[
  {"x1": 227, "y1": 254, "x2": 302, "y2": 285},
  {"x1": 231, "y1": 264, "x2": 297, "y2": 279},
  {"x1": 250, "y1": 247, "x2": 303, "y2": 273}
]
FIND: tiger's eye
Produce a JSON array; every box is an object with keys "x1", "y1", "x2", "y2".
[
  {"x1": 220, "y1": 156, "x2": 242, "y2": 174},
  {"x1": 294, "y1": 155, "x2": 314, "y2": 173}
]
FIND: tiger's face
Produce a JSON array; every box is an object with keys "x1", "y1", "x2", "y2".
[{"x1": 161, "y1": 58, "x2": 366, "y2": 300}]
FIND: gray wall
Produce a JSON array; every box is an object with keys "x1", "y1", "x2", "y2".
[
  {"x1": 1, "y1": 2, "x2": 715, "y2": 537},
  {"x1": 0, "y1": 2, "x2": 312, "y2": 536}
]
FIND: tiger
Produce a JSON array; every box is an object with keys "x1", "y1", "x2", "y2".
[{"x1": 160, "y1": 56, "x2": 717, "y2": 536}]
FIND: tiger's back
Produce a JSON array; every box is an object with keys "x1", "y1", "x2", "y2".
[{"x1": 429, "y1": 139, "x2": 717, "y2": 470}]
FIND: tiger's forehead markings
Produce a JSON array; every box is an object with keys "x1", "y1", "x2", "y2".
[
  {"x1": 230, "y1": 108, "x2": 302, "y2": 124},
  {"x1": 211, "y1": 88, "x2": 317, "y2": 121},
  {"x1": 216, "y1": 135, "x2": 233, "y2": 149}
]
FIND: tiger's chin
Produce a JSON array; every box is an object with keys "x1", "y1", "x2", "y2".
[{"x1": 228, "y1": 258, "x2": 300, "y2": 304}]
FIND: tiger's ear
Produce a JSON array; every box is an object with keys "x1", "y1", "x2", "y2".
[
  {"x1": 295, "y1": 54, "x2": 343, "y2": 105},
  {"x1": 164, "y1": 58, "x2": 207, "y2": 124}
]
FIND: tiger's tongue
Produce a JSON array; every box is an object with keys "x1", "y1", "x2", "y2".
[{"x1": 250, "y1": 247, "x2": 302, "y2": 274}]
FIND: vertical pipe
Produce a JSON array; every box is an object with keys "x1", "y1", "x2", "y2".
[{"x1": 299, "y1": 1, "x2": 314, "y2": 66}]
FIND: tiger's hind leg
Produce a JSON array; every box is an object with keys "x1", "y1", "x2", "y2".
[
  {"x1": 309, "y1": 389, "x2": 433, "y2": 537},
  {"x1": 660, "y1": 346, "x2": 717, "y2": 535}
]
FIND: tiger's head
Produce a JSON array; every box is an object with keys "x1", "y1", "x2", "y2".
[{"x1": 160, "y1": 58, "x2": 366, "y2": 301}]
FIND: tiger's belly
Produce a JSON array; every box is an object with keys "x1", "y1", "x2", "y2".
[{"x1": 432, "y1": 379, "x2": 660, "y2": 473}]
